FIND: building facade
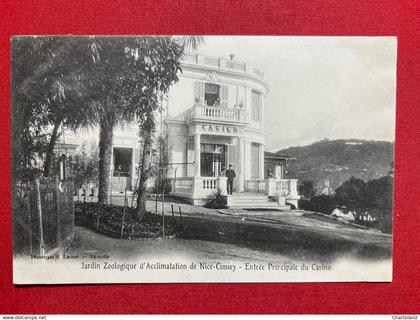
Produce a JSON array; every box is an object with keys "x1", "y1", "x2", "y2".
[
  {"x1": 72, "y1": 52, "x2": 299, "y2": 208},
  {"x1": 160, "y1": 52, "x2": 298, "y2": 207}
]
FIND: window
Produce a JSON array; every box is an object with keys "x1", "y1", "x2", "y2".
[
  {"x1": 113, "y1": 147, "x2": 132, "y2": 177},
  {"x1": 251, "y1": 143, "x2": 260, "y2": 179},
  {"x1": 251, "y1": 90, "x2": 262, "y2": 121},
  {"x1": 205, "y1": 83, "x2": 220, "y2": 106}
]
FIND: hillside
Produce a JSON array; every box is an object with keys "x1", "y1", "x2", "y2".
[{"x1": 277, "y1": 139, "x2": 394, "y2": 196}]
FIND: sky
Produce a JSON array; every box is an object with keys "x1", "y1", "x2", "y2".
[{"x1": 197, "y1": 36, "x2": 397, "y2": 151}]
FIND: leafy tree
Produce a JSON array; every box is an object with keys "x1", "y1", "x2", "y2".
[
  {"x1": 365, "y1": 176, "x2": 393, "y2": 232},
  {"x1": 82, "y1": 36, "x2": 186, "y2": 206},
  {"x1": 133, "y1": 36, "x2": 204, "y2": 218},
  {"x1": 11, "y1": 36, "x2": 100, "y2": 180},
  {"x1": 334, "y1": 177, "x2": 369, "y2": 222},
  {"x1": 72, "y1": 143, "x2": 100, "y2": 190},
  {"x1": 334, "y1": 175, "x2": 393, "y2": 232},
  {"x1": 308, "y1": 194, "x2": 335, "y2": 214}
]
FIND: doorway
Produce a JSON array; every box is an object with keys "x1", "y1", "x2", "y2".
[{"x1": 200, "y1": 144, "x2": 226, "y2": 177}]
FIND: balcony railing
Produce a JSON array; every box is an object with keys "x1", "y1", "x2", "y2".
[
  {"x1": 178, "y1": 104, "x2": 246, "y2": 123},
  {"x1": 182, "y1": 52, "x2": 265, "y2": 80}
]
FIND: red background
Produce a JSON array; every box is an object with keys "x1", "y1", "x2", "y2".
[{"x1": 0, "y1": 0, "x2": 419, "y2": 314}]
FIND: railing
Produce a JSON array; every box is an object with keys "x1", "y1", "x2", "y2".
[
  {"x1": 244, "y1": 178, "x2": 299, "y2": 198},
  {"x1": 171, "y1": 177, "x2": 193, "y2": 195},
  {"x1": 226, "y1": 61, "x2": 246, "y2": 71},
  {"x1": 180, "y1": 104, "x2": 246, "y2": 123},
  {"x1": 169, "y1": 176, "x2": 227, "y2": 198},
  {"x1": 202, "y1": 177, "x2": 218, "y2": 190},
  {"x1": 12, "y1": 178, "x2": 74, "y2": 256},
  {"x1": 182, "y1": 52, "x2": 264, "y2": 79},
  {"x1": 204, "y1": 56, "x2": 220, "y2": 67},
  {"x1": 183, "y1": 53, "x2": 197, "y2": 63},
  {"x1": 253, "y1": 67, "x2": 264, "y2": 77},
  {"x1": 276, "y1": 180, "x2": 290, "y2": 196}
]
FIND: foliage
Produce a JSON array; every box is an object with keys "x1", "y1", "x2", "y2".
[
  {"x1": 298, "y1": 180, "x2": 316, "y2": 200},
  {"x1": 71, "y1": 143, "x2": 100, "y2": 190},
  {"x1": 11, "y1": 36, "x2": 106, "y2": 183},
  {"x1": 150, "y1": 177, "x2": 172, "y2": 195},
  {"x1": 205, "y1": 189, "x2": 227, "y2": 209},
  {"x1": 11, "y1": 36, "x2": 201, "y2": 216},
  {"x1": 277, "y1": 139, "x2": 394, "y2": 195},
  {"x1": 335, "y1": 177, "x2": 368, "y2": 214},
  {"x1": 334, "y1": 175, "x2": 393, "y2": 233},
  {"x1": 131, "y1": 37, "x2": 195, "y2": 216},
  {"x1": 298, "y1": 195, "x2": 335, "y2": 215},
  {"x1": 74, "y1": 202, "x2": 183, "y2": 239}
]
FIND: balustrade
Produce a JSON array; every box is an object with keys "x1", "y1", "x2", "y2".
[
  {"x1": 182, "y1": 53, "x2": 264, "y2": 79},
  {"x1": 182, "y1": 104, "x2": 245, "y2": 123}
]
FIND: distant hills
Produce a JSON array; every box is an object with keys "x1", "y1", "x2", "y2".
[{"x1": 277, "y1": 139, "x2": 394, "y2": 195}]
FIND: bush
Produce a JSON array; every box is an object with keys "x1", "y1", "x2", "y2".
[
  {"x1": 74, "y1": 202, "x2": 182, "y2": 239},
  {"x1": 150, "y1": 177, "x2": 172, "y2": 195},
  {"x1": 205, "y1": 189, "x2": 227, "y2": 209},
  {"x1": 299, "y1": 195, "x2": 335, "y2": 214},
  {"x1": 334, "y1": 175, "x2": 393, "y2": 233}
]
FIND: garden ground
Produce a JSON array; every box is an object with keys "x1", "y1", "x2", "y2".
[{"x1": 69, "y1": 197, "x2": 392, "y2": 263}]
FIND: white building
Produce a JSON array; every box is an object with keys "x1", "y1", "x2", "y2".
[{"x1": 73, "y1": 52, "x2": 299, "y2": 208}]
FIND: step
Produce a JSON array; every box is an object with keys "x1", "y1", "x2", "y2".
[
  {"x1": 231, "y1": 202, "x2": 279, "y2": 206},
  {"x1": 228, "y1": 205, "x2": 291, "y2": 210}
]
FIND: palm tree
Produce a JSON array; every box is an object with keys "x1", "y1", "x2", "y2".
[
  {"x1": 179, "y1": 36, "x2": 205, "y2": 51},
  {"x1": 42, "y1": 72, "x2": 100, "y2": 177},
  {"x1": 11, "y1": 37, "x2": 99, "y2": 180}
]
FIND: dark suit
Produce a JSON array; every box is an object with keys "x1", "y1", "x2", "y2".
[{"x1": 226, "y1": 169, "x2": 236, "y2": 195}]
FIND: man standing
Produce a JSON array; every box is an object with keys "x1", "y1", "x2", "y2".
[{"x1": 225, "y1": 164, "x2": 236, "y2": 195}]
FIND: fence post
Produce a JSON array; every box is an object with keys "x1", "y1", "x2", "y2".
[
  {"x1": 55, "y1": 181, "x2": 62, "y2": 249},
  {"x1": 34, "y1": 178, "x2": 45, "y2": 256},
  {"x1": 171, "y1": 204, "x2": 174, "y2": 223},
  {"x1": 178, "y1": 206, "x2": 183, "y2": 226},
  {"x1": 120, "y1": 189, "x2": 127, "y2": 239},
  {"x1": 26, "y1": 191, "x2": 33, "y2": 255}
]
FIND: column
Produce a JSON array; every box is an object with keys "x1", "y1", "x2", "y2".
[
  {"x1": 237, "y1": 137, "x2": 244, "y2": 192},
  {"x1": 194, "y1": 134, "x2": 201, "y2": 177},
  {"x1": 259, "y1": 144, "x2": 265, "y2": 179},
  {"x1": 131, "y1": 147, "x2": 136, "y2": 190}
]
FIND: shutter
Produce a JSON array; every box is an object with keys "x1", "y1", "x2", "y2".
[
  {"x1": 220, "y1": 85, "x2": 229, "y2": 108},
  {"x1": 194, "y1": 81, "x2": 204, "y2": 104}
]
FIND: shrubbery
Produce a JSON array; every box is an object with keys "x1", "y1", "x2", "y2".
[
  {"x1": 74, "y1": 202, "x2": 183, "y2": 239},
  {"x1": 149, "y1": 177, "x2": 172, "y2": 195},
  {"x1": 205, "y1": 189, "x2": 227, "y2": 209},
  {"x1": 300, "y1": 175, "x2": 393, "y2": 233},
  {"x1": 298, "y1": 194, "x2": 335, "y2": 215}
]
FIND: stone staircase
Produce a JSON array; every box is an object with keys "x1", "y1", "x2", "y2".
[{"x1": 226, "y1": 192, "x2": 290, "y2": 210}]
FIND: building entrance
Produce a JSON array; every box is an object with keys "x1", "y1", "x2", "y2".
[{"x1": 200, "y1": 144, "x2": 226, "y2": 177}]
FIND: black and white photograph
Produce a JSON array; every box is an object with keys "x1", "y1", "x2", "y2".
[{"x1": 11, "y1": 36, "x2": 396, "y2": 284}]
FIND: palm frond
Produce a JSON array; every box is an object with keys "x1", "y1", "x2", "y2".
[{"x1": 178, "y1": 36, "x2": 205, "y2": 51}]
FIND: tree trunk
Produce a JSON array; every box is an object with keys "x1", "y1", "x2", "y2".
[
  {"x1": 11, "y1": 102, "x2": 24, "y2": 184},
  {"x1": 43, "y1": 121, "x2": 61, "y2": 177},
  {"x1": 136, "y1": 129, "x2": 153, "y2": 219},
  {"x1": 98, "y1": 118, "x2": 114, "y2": 204}
]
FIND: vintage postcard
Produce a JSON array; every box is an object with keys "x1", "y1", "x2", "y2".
[{"x1": 11, "y1": 36, "x2": 396, "y2": 284}]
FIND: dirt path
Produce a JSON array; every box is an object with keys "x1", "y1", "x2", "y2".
[
  {"x1": 71, "y1": 198, "x2": 392, "y2": 263},
  {"x1": 69, "y1": 226, "x2": 304, "y2": 265}
]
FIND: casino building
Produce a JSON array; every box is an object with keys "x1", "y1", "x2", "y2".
[{"x1": 73, "y1": 52, "x2": 299, "y2": 208}]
